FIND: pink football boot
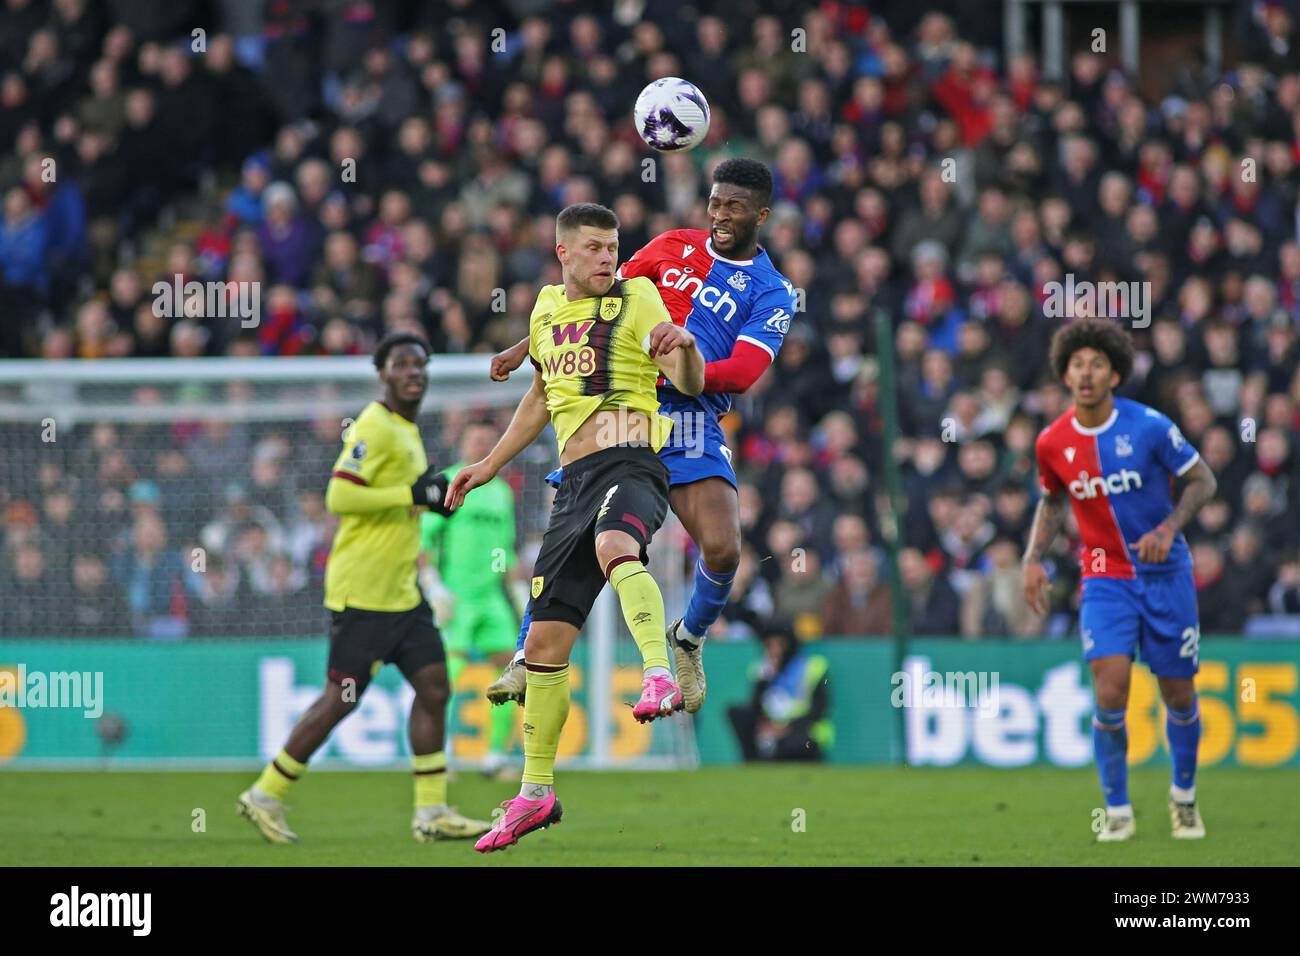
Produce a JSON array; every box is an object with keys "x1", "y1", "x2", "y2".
[
  {"x1": 631, "y1": 673, "x2": 683, "y2": 723},
  {"x1": 474, "y1": 791, "x2": 563, "y2": 853}
]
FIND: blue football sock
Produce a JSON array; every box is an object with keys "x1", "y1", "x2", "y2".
[
  {"x1": 1092, "y1": 706, "x2": 1130, "y2": 808},
  {"x1": 1166, "y1": 698, "x2": 1200, "y2": 794},
  {"x1": 681, "y1": 559, "x2": 736, "y2": 641}
]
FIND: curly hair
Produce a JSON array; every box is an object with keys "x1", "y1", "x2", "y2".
[
  {"x1": 713, "y1": 157, "x2": 774, "y2": 207},
  {"x1": 373, "y1": 331, "x2": 430, "y2": 370},
  {"x1": 1048, "y1": 318, "x2": 1135, "y2": 386}
]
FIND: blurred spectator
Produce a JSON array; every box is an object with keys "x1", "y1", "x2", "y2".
[
  {"x1": 253, "y1": 554, "x2": 307, "y2": 633},
  {"x1": 892, "y1": 167, "x2": 964, "y2": 263},
  {"x1": 112, "y1": 511, "x2": 188, "y2": 640},
  {"x1": 257, "y1": 182, "x2": 314, "y2": 287},
  {"x1": 820, "y1": 550, "x2": 892, "y2": 636},
  {"x1": 40, "y1": 487, "x2": 78, "y2": 570},
  {"x1": 284, "y1": 490, "x2": 334, "y2": 582},
  {"x1": 63, "y1": 552, "x2": 129, "y2": 636},
  {"x1": 227, "y1": 153, "x2": 272, "y2": 226},
  {"x1": 727, "y1": 620, "x2": 832, "y2": 762},
  {"x1": 7, "y1": 543, "x2": 60, "y2": 634},
  {"x1": 769, "y1": 522, "x2": 833, "y2": 638},
  {"x1": 0, "y1": 184, "x2": 47, "y2": 354},
  {"x1": 1269, "y1": 558, "x2": 1300, "y2": 614},
  {"x1": 311, "y1": 230, "x2": 381, "y2": 325},
  {"x1": 775, "y1": 467, "x2": 837, "y2": 562},
  {"x1": 961, "y1": 536, "x2": 1043, "y2": 637},
  {"x1": 1193, "y1": 541, "x2": 1249, "y2": 633},
  {"x1": 1223, "y1": 523, "x2": 1272, "y2": 618},
  {"x1": 188, "y1": 551, "x2": 245, "y2": 636},
  {"x1": 900, "y1": 546, "x2": 961, "y2": 635}
]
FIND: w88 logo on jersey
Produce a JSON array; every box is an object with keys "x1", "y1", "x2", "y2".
[{"x1": 541, "y1": 347, "x2": 595, "y2": 377}]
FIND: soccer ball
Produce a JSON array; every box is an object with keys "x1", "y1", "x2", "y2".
[{"x1": 633, "y1": 77, "x2": 710, "y2": 152}]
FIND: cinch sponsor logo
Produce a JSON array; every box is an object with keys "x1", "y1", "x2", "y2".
[
  {"x1": 50, "y1": 886, "x2": 151, "y2": 936},
  {"x1": 1068, "y1": 468, "x2": 1143, "y2": 500},
  {"x1": 660, "y1": 267, "x2": 738, "y2": 323}
]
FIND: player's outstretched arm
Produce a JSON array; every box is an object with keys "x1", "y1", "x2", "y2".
[
  {"x1": 1134, "y1": 459, "x2": 1217, "y2": 563},
  {"x1": 326, "y1": 477, "x2": 415, "y2": 515},
  {"x1": 445, "y1": 370, "x2": 549, "y2": 510},
  {"x1": 1022, "y1": 491, "x2": 1066, "y2": 615},
  {"x1": 648, "y1": 321, "x2": 705, "y2": 396},
  {"x1": 490, "y1": 337, "x2": 530, "y2": 382}
]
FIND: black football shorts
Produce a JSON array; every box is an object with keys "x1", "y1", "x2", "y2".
[
  {"x1": 529, "y1": 443, "x2": 670, "y2": 629},
  {"x1": 327, "y1": 598, "x2": 445, "y2": 694}
]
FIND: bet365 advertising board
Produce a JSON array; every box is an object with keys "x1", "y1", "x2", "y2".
[{"x1": 1, "y1": 638, "x2": 1296, "y2": 768}]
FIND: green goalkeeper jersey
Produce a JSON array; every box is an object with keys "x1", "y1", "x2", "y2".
[{"x1": 419, "y1": 461, "x2": 518, "y2": 597}]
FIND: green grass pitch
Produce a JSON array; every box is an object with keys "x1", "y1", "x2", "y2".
[{"x1": 1, "y1": 766, "x2": 1292, "y2": 866}]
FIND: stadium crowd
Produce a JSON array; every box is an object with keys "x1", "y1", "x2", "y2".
[{"x1": 3, "y1": 0, "x2": 1300, "y2": 640}]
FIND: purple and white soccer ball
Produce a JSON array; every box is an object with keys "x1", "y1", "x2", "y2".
[{"x1": 634, "y1": 78, "x2": 711, "y2": 152}]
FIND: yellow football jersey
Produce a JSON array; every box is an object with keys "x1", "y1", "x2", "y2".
[
  {"x1": 324, "y1": 401, "x2": 427, "y2": 612},
  {"x1": 527, "y1": 276, "x2": 675, "y2": 456}
]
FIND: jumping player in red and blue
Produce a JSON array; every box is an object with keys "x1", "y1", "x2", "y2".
[
  {"x1": 487, "y1": 158, "x2": 795, "y2": 714},
  {"x1": 1023, "y1": 318, "x2": 1217, "y2": 842}
]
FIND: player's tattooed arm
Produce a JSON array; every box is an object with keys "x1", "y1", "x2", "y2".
[
  {"x1": 490, "y1": 337, "x2": 531, "y2": 381},
  {"x1": 1135, "y1": 459, "x2": 1217, "y2": 563},
  {"x1": 1023, "y1": 492, "x2": 1066, "y2": 565},
  {"x1": 1022, "y1": 492, "x2": 1066, "y2": 615},
  {"x1": 1162, "y1": 459, "x2": 1217, "y2": 533}
]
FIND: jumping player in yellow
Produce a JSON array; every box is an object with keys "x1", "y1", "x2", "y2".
[
  {"x1": 237, "y1": 332, "x2": 492, "y2": 844},
  {"x1": 445, "y1": 202, "x2": 705, "y2": 852}
]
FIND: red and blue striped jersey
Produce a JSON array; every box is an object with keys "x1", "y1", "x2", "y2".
[
  {"x1": 1035, "y1": 397, "x2": 1201, "y2": 578},
  {"x1": 616, "y1": 228, "x2": 796, "y2": 417}
]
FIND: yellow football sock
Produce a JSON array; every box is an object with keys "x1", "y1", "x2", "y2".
[
  {"x1": 608, "y1": 558, "x2": 669, "y2": 671},
  {"x1": 413, "y1": 751, "x2": 448, "y2": 809},
  {"x1": 255, "y1": 749, "x2": 306, "y2": 802},
  {"x1": 521, "y1": 663, "x2": 570, "y2": 786}
]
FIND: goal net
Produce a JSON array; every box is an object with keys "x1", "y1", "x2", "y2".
[{"x1": 0, "y1": 357, "x2": 695, "y2": 770}]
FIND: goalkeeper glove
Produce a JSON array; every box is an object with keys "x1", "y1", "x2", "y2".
[{"x1": 411, "y1": 467, "x2": 453, "y2": 516}]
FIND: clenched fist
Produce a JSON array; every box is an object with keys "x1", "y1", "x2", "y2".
[{"x1": 647, "y1": 321, "x2": 695, "y2": 358}]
